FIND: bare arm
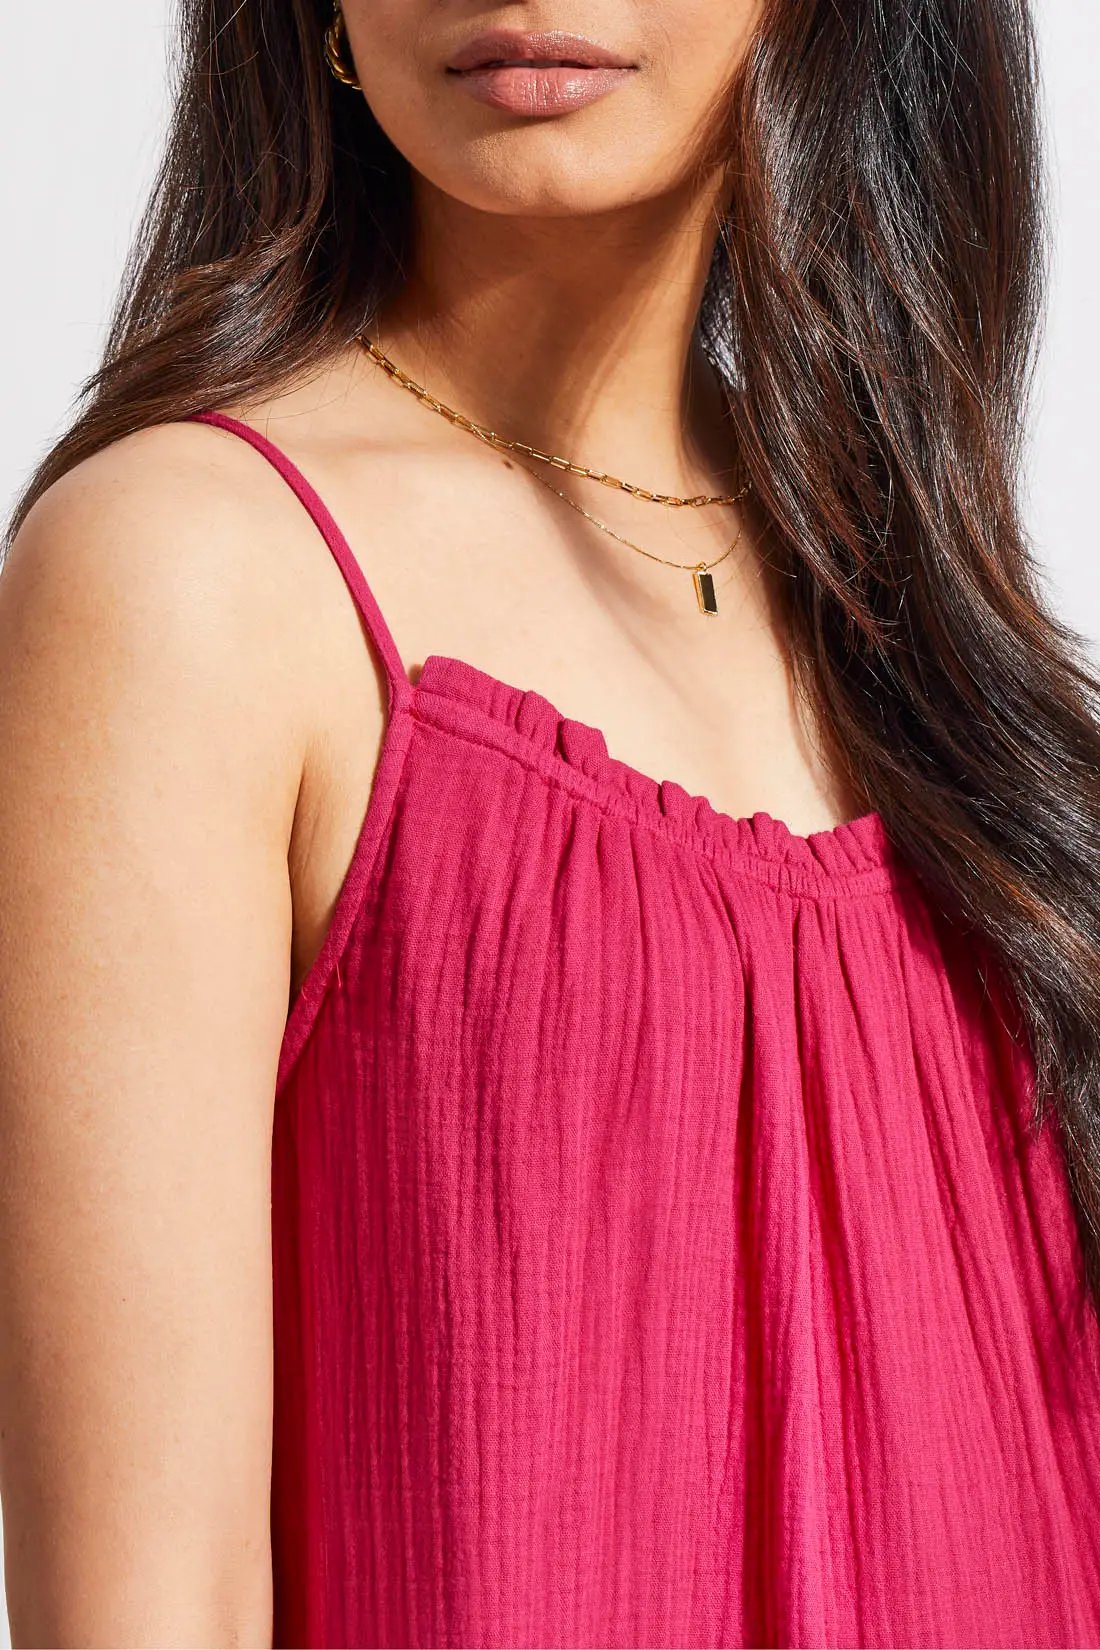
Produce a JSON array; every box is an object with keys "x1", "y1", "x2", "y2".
[{"x1": 0, "y1": 430, "x2": 310, "y2": 1646}]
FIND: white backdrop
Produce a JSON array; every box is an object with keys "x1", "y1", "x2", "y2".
[{"x1": 1, "y1": 4, "x2": 1097, "y2": 1643}]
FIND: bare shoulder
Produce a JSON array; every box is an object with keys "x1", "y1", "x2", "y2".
[
  {"x1": 2, "y1": 418, "x2": 353, "y2": 772},
  {"x1": 7, "y1": 417, "x2": 318, "y2": 630},
  {"x1": 0, "y1": 412, "x2": 335, "y2": 1052}
]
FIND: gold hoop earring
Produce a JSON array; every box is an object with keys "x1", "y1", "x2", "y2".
[{"x1": 324, "y1": 3, "x2": 361, "y2": 90}]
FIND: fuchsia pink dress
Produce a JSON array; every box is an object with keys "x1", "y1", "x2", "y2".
[{"x1": 195, "y1": 411, "x2": 1100, "y2": 1649}]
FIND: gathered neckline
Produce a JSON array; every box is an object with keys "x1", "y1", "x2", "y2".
[{"x1": 410, "y1": 653, "x2": 909, "y2": 892}]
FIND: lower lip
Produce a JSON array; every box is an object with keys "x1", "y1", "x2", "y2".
[{"x1": 448, "y1": 64, "x2": 635, "y2": 117}]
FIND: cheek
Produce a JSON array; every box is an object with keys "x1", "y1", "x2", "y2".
[
  {"x1": 343, "y1": 3, "x2": 468, "y2": 185},
  {"x1": 650, "y1": 0, "x2": 760, "y2": 122}
]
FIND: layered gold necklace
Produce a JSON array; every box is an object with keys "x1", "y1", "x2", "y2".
[{"x1": 356, "y1": 333, "x2": 751, "y2": 616}]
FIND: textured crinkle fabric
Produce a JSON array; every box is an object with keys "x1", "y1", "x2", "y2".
[{"x1": 194, "y1": 413, "x2": 1100, "y2": 1650}]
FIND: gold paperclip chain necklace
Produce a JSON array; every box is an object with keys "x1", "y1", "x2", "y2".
[{"x1": 356, "y1": 332, "x2": 751, "y2": 615}]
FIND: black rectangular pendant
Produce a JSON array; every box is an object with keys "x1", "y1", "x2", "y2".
[{"x1": 693, "y1": 568, "x2": 718, "y2": 615}]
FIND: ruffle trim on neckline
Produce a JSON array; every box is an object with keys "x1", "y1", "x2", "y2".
[{"x1": 413, "y1": 654, "x2": 912, "y2": 893}]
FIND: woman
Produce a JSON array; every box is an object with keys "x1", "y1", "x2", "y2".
[{"x1": 1, "y1": 0, "x2": 1099, "y2": 1643}]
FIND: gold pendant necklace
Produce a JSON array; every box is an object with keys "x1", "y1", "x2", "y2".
[
  {"x1": 516, "y1": 458, "x2": 741, "y2": 615},
  {"x1": 356, "y1": 332, "x2": 751, "y2": 615}
]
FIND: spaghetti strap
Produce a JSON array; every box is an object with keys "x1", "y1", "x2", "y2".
[{"x1": 188, "y1": 410, "x2": 410, "y2": 714}]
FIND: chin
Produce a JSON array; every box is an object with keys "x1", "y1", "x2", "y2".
[
  {"x1": 406, "y1": 129, "x2": 691, "y2": 221},
  {"x1": 424, "y1": 169, "x2": 660, "y2": 219}
]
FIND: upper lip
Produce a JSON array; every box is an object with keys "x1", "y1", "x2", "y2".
[{"x1": 445, "y1": 29, "x2": 635, "y2": 72}]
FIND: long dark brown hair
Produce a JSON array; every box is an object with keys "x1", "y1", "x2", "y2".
[{"x1": 9, "y1": 1, "x2": 1100, "y2": 1320}]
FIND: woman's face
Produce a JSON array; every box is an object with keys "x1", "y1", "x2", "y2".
[{"x1": 341, "y1": 2, "x2": 762, "y2": 218}]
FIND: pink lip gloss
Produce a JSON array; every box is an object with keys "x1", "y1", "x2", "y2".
[
  {"x1": 450, "y1": 63, "x2": 635, "y2": 117},
  {"x1": 445, "y1": 31, "x2": 638, "y2": 118}
]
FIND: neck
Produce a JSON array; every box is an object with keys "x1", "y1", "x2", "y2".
[{"x1": 367, "y1": 176, "x2": 739, "y2": 493}]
